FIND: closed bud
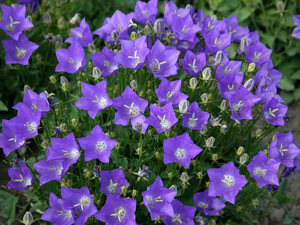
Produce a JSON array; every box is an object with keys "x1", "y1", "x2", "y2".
[
  {"x1": 189, "y1": 77, "x2": 198, "y2": 90},
  {"x1": 168, "y1": 172, "x2": 173, "y2": 179},
  {"x1": 147, "y1": 80, "x2": 152, "y2": 88},
  {"x1": 215, "y1": 51, "x2": 224, "y2": 64},
  {"x1": 236, "y1": 146, "x2": 244, "y2": 155},
  {"x1": 153, "y1": 19, "x2": 164, "y2": 34},
  {"x1": 115, "y1": 142, "x2": 121, "y2": 149},
  {"x1": 147, "y1": 89, "x2": 153, "y2": 96},
  {"x1": 252, "y1": 198, "x2": 259, "y2": 208},
  {"x1": 202, "y1": 68, "x2": 211, "y2": 81},
  {"x1": 208, "y1": 219, "x2": 216, "y2": 225},
  {"x1": 70, "y1": 13, "x2": 81, "y2": 25},
  {"x1": 240, "y1": 36, "x2": 249, "y2": 53},
  {"x1": 130, "y1": 31, "x2": 137, "y2": 41},
  {"x1": 138, "y1": 91, "x2": 144, "y2": 97},
  {"x1": 179, "y1": 99, "x2": 189, "y2": 114},
  {"x1": 206, "y1": 136, "x2": 215, "y2": 148},
  {"x1": 243, "y1": 78, "x2": 255, "y2": 91},
  {"x1": 26, "y1": 16, "x2": 32, "y2": 24},
  {"x1": 211, "y1": 153, "x2": 218, "y2": 161},
  {"x1": 60, "y1": 123, "x2": 68, "y2": 132},
  {"x1": 239, "y1": 153, "x2": 249, "y2": 165},
  {"x1": 43, "y1": 12, "x2": 51, "y2": 24},
  {"x1": 143, "y1": 24, "x2": 153, "y2": 36},
  {"x1": 23, "y1": 212, "x2": 33, "y2": 225},
  {"x1": 211, "y1": 15, "x2": 217, "y2": 21},
  {"x1": 60, "y1": 76, "x2": 69, "y2": 92},
  {"x1": 111, "y1": 30, "x2": 120, "y2": 43},
  {"x1": 132, "y1": 189, "x2": 137, "y2": 198},
  {"x1": 92, "y1": 67, "x2": 102, "y2": 80},
  {"x1": 130, "y1": 80, "x2": 138, "y2": 90},
  {"x1": 263, "y1": 149, "x2": 268, "y2": 156},
  {"x1": 49, "y1": 75, "x2": 57, "y2": 84},
  {"x1": 201, "y1": 93, "x2": 209, "y2": 104},
  {"x1": 255, "y1": 128, "x2": 262, "y2": 137},
  {"x1": 169, "y1": 185, "x2": 177, "y2": 191},
  {"x1": 57, "y1": 16, "x2": 66, "y2": 29},
  {"x1": 41, "y1": 140, "x2": 50, "y2": 150},
  {"x1": 71, "y1": 118, "x2": 79, "y2": 128},
  {"x1": 55, "y1": 34, "x2": 63, "y2": 48},
  {"x1": 180, "y1": 172, "x2": 190, "y2": 184},
  {"x1": 88, "y1": 42, "x2": 96, "y2": 54},
  {"x1": 77, "y1": 81, "x2": 82, "y2": 88},
  {"x1": 277, "y1": 1, "x2": 285, "y2": 13},
  {"x1": 220, "y1": 99, "x2": 228, "y2": 111},
  {"x1": 247, "y1": 63, "x2": 256, "y2": 73},
  {"x1": 220, "y1": 124, "x2": 228, "y2": 133},
  {"x1": 155, "y1": 152, "x2": 160, "y2": 159},
  {"x1": 200, "y1": 126, "x2": 208, "y2": 134},
  {"x1": 35, "y1": 53, "x2": 42, "y2": 62},
  {"x1": 197, "y1": 171, "x2": 203, "y2": 179},
  {"x1": 45, "y1": 33, "x2": 55, "y2": 44},
  {"x1": 24, "y1": 85, "x2": 31, "y2": 92},
  {"x1": 83, "y1": 168, "x2": 92, "y2": 178},
  {"x1": 205, "y1": 181, "x2": 210, "y2": 189},
  {"x1": 236, "y1": 206, "x2": 243, "y2": 212}
]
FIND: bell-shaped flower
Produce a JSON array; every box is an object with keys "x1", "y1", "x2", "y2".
[
  {"x1": 7, "y1": 163, "x2": 32, "y2": 191},
  {"x1": 245, "y1": 41, "x2": 272, "y2": 66},
  {"x1": 182, "y1": 102, "x2": 210, "y2": 130},
  {"x1": 180, "y1": 51, "x2": 206, "y2": 76},
  {"x1": 100, "y1": 168, "x2": 129, "y2": 196},
  {"x1": 262, "y1": 98, "x2": 288, "y2": 126},
  {"x1": 133, "y1": 0, "x2": 157, "y2": 25},
  {"x1": 65, "y1": 18, "x2": 93, "y2": 47}
]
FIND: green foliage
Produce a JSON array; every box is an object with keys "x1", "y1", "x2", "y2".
[{"x1": 0, "y1": 191, "x2": 18, "y2": 225}]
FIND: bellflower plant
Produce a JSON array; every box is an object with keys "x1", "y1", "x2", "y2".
[{"x1": 1, "y1": 1, "x2": 300, "y2": 224}]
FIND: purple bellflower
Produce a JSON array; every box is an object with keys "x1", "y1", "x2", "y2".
[
  {"x1": 292, "y1": 15, "x2": 300, "y2": 39},
  {"x1": 180, "y1": 51, "x2": 206, "y2": 76},
  {"x1": 163, "y1": 199, "x2": 196, "y2": 225},
  {"x1": 254, "y1": 60, "x2": 282, "y2": 87},
  {"x1": 193, "y1": 189, "x2": 226, "y2": 216},
  {"x1": 223, "y1": 16, "x2": 249, "y2": 42},
  {"x1": 247, "y1": 151, "x2": 280, "y2": 188},
  {"x1": 55, "y1": 41, "x2": 85, "y2": 73},
  {"x1": 142, "y1": 176, "x2": 177, "y2": 220},
  {"x1": 182, "y1": 102, "x2": 210, "y2": 130},
  {"x1": 255, "y1": 78, "x2": 283, "y2": 105},
  {"x1": 207, "y1": 161, "x2": 248, "y2": 204},
  {"x1": 269, "y1": 132, "x2": 300, "y2": 168},
  {"x1": 262, "y1": 98, "x2": 288, "y2": 126},
  {"x1": 147, "y1": 40, "x2": 180, "y2": 77},
  {"x1": 163, "y1": 132, "x2": 202, "y2": 168},
  {"x1": 75, "y1": 81, "x2": 112, "y2": 119},
  {"x1": 131, "y1": 115, "x2": 148, "y2": 134},
  {"x1": 281, "y1": 166, "x2": 296, "y2": 178},
  {"x1": 112, "y1": 86, "x2": 148, "y2": 125},
  {"x1": 2, "y1": 33, "x2": 38, "y2": 65},
  {"x1": 133, "y1": 0, "x2": 157, "y2": 25},
  {"x1": 65, "y1": 18, "x2": 93, "y2": 47},
  {"x1": 7, "y1": 163, "x2": 32, "y2": 191},
  {"x1": 95, "y1": 195, "x2": 137, "y2": 225},
  {"x1": 78, "y1": 125, "x2": 116, "y2": 163},
  {"x1": 100, "y1": 168, "x2": 130, "y2": 197},
  {"x1": 61, "y1": 186, "x2": 97, "y2": 225},
  {"x1": 91, "y1": 47, "x2": 119, "y2": 77},
  {"x1": 228, "y1": 86, "x2": 261, "y2": 120},
  {"x1": 114, "y1": 35, "x2": 150, "y2": 70},
  {"x1": 200, "y1": 15, "x2": 227, "y2": 36},
  {"x1": 215, "y1": 60, "x2": 242, "y2": 82},
  {"x1": 245, "y1": 41, "x2": 272, "y2": 66},
  {"x1": 155, "y1": 77, "x2": 188, "y2": 106},
  {"x1": 163, "y1": 1, "x2": 178, "y2": 27},
  {"x1": 218, "y1": 73, "x2": 244, "y2": 100},
  {"x1": 0, "y1": 4, "x2": 33, "y2": 40},
  {"x1": 204, "y1": 29, "x2": 231, "y2": 54},
  {"x1": 145, "y1": 103, "x2": 178, "y2": 133},
  {"x1": 41, "y1": 193, "x2": 75, "y2": 225}
]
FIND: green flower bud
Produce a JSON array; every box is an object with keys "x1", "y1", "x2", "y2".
[
  {"x1": 189, "y1": 77, "x2": 198, "y2": 90},
  {"x1": 255, "y1": 129, "x2": 262, "y2": 138},
  {"x1": 92, "y1": 67, "x2": 102, "y2": 80},
  {"x1": 247, "y1": 63, "x2": 256, "y2": 73},
  {"x1": 211, "y1": 153, "x2": 218, "y2": 161},
  {"x1": 220, "y1": 99, "x2": 228, "y2": 111},
  {"x1": 239, "y1": 153, "x2": 249, "y2": 165},
  {"x1": 43, "y1": 12, "x2": 51, "y2": 25},
  {"x1": 57, "y1": 16, "x2": 66, "y2": 29},
  {"x1": 205, "y1": 136, "x2": 215, "y2": 148},
  {"x1": 178, "y1": 99, "x2": 189, "y2": 114},
  {"x1": 168, "y1": 172, "x2": 173, "y2": 179},
  {"x1": 23, "y1": 212, "x2": 33, "y2": 225},
  {"x1": 202, "y1": 67, "x2": 211, "y2": 81},
  {"x1": 130, "y1": 80, "x2": 138, "y2": 90},
  {"x1": 236, "y1": 146, "x2": 244, "y2": 155},
  {"x1": 201, "y1": 93, "x2": 209, "y2": 104}
]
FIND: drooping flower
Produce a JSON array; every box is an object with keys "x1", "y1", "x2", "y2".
[
  {"x1": 114, "y1": 35, "x2": 150, "y2": 70},
  {"x1": 41, "y1": 193, "x2": 75, "y2": 225},
  {"x1": 65, "y1": 18, "x2": 93, "y2": 47},
  {"x1": 2, "y1": 33, "x2": 38, "y2": 65},
  {"x1": 228, "y1": 86, "x2": 261, "y2": 120},
  {"x1": 75, "y1": 81, "x2": 112, "y2": 119},
  {"x1": 13, "y1": 89, "x2": 50, "y2": 117},
  {"x1": 142, "y1": 176, "x2": 177, "y2": 220},
  {"x1": 245, "y1": 41, "x2": 272, "y2": 66},
  {"x1": 133, "y1": 0, "x2": 157, "y2": 25},
  {"x1": 7, "y1": 163, "x2": 32, "y2": 191},
  {"x1": 144, "y1": 103, "x2": 178, "y2": 133},
  {"x1": 207, "y1": 161, "x2": 248, "y2": 204},
  {"x1": 182, "y1": 102, "x2": 210, "y2": 130},
  {"x1": 268, "y1": 132, "x2": 300, "y2": 168},
  {"x1": 55, "y1": 41, "x2": 85, "y2": 73},
  {"x1": 0, "y1": 4, "x2": 33, "y2": 40},
  {"x1": 61, "y1": 186, "x2": 97, "y2": 225},
  {"x1": 292, "y1": 15, "x2": 300, "y2": 39},
  {"x1": 163, "y1": 132, "x2": 202, "y2": 168},
  {"x1": 33, "y1": 159, "x2": 65, "y2": 185},
  {"x1": 112, "y1": 86, "x2": 148, "y2": 125},
  {"x1": 99, "y1": 168, "x2": 130, "y2": 196},
  {"x1": 78, "y1": 125, "x2": 116, "y2": 163},
  {"x1": 91, "y1": 46, "x2": 119, "y2": 77},
  {"x1": 155, "y1": 77, "x2": 188, "y2": 106},
  {"x1": 146, "y1": 40, "x2": 180, "y2": 77},
  {"x1": 180, "y1": 51, "x2": 206, "y2": 76},
  {"x1": 95, "y1": 195, "x2": 137, "y2": 225},
  {"x1": 163, "y1": 199, "x2": 196, "y2": 225},
  {"x1": 247, "y1": 151, "x2": 280, "y2": 188},
  {"x1": 193, "y1": 189, "x2": 226, "y2": 216},
  {"x1": 262, "y1": 98, "x2": 288, "y2": 126},
  {"x1": 281, "y1": 166, "x2": 296, "y2": 178}
]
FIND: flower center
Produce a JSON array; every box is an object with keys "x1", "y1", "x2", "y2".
[
  {"x1": 6, "y1": 16, "x2": 20, "y2": 32},
  {"x1": 16, "y1": 47, "x2": 26, "y2": 59},
  {"x1": 151, "y1": 59, "x2": 167, "y2": 73},
  {"x1": 107, "y1": 179, "x2": 118, "y2": 194},
  {"x1": 198, "y1": 201, "x2": 208, "y2": 209},
  {"x1": 69, "y1": 57, "x2": 82, "y2": 71},
  {"x1": 96, "y1": 141, "x2": 106, "y2": 152},
  {"x1": 24, "y1": 122, "x2": 37, "y2": 133},
  {"x1": 175, "y1": 148, "x2": 185, "y2": 159},
  {"x1": 124, "y1": 102, "x2": 140, "y2": 117},
  {"x1": 278, "y1": 144, "x2": 288, "y2": 156},
  {"x1": 232, "y1": 101, "x2": 243, "y2": 113},
  {"x1": 264, "y1": 108, "x2": 279, "y2": 120},
  {"x1": 62, "y1": 149, "x2": 79, "y2": 159},
  {"x1": 110, "y1": 207, "x2": 126, "y2": 222},
  {"x1": 57, "y1": 210, "x2": 73, "y2": 219},
  {"x1": 92, "y1": 95, "x2": 108, "y2": 109},
  {"x1": 188, "y1": 113, "x2": 198, "y2": 128},
  {"x1": 145, "y1": 195, "x2": 163, "y2": 208},
  {"x1": 188, "y1": 58, "x2": 199, "y2": 73},
  {"x1": 221, "y1": 174, "x2": 235, "y2": 188},
  {"x1": 73, "y1": 195, "x2": 90, "y2": 211},
  {"x1": 172, "y1": 213, "x2": 183, "y2": 224},
  {"x1": 254, "y1": 167, "x2": 267, "y2": 178},
  {"x1": 158, "y1": 114, "x2": 170, "y2": 129}
]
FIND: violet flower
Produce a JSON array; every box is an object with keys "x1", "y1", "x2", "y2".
[
  {"x1": 146, "y1": 40, "x2": 180, "y2": 77},
  {"x1": 144, "y1": 103, "x2": 178, "y2": 133},
  {"x1": 262, "y1": 98, "x2": 288, "y2": 126},
  {"x1": 254, "y1": 60, "x2": 282, "y2": 87},
  {"x1": 91, "y1": 46, "x2": 119, "y2": 77},
  {"x1": 281, "y1": 166, "x2": 296, "y2": 178},
  {"x1": 292, "y1": 15, "x2": 300, "y2": 39},
  {"x1": 2, "y1": 33, "x2": 38, "y2": 65},
  {"x1": 182, "y1": 102, "x2": 210, "y2": 130},
  {"x1": 7, "y1": 163, "x2": 32, "y2": 191},
  {"x1": 163, "y1": 132, "x2": 202, "y2": 168},
  {"x1": 78, "y1": 125, "x2": 116, "y2": 163},
  {"x1": 245, "y1": 41, "x2": 272, "y2": 66},
  {"x1": 193, "y1": 189, "x2": 226, "y2": 216},
  {"x1": 163, "y1": 199, "x2": 196, "y2": 225},
  {"x1": 207, "y1": 161, "x2": 248, "y2": 204},
  {"x1": 155, "y1": 77, "x2": 188, "y2": 106},
  {"x1": 163, "y1": 1, "x2": 178, "y2": 27},
  {"x1": 247, "y1": 151, "x2": 280, "y2": 188},
  {"x1": 95, "y1": 195, "x2": 136, "y2": 225},
  {"x1": 228, "y1": 86, "x2": 260, "y2": 120},
  {"x1": 268, "y1": 132, "x2": 300, "y2": 168},
  {"x1": 112, "y1": 86, "x2": 148, "y2": 126},
  {"x1": 61, "y1": 186, "x2": 97, "y2": 225},
  {"x1": 204, "y1": 29, "x2": 231, "y2": 54},
  {"x1": 55, "y1": 41, "x2": 85, "y2": 73},
  {"x1": 65, "y1": 18, "x2": 93, "y2": 47},
  {"x1": 133, "y1": 0, "x2": 157, "y2": 25},
  {"x1": 215, "y1": 60, "x2": 242, "y2": 82},
  {"x1": 131, "y1": 115, "x2": 148, "y2": 134},
  {"x1": 223, "y1": 16, "x2": 249, "y2": 42},
  {"x1": 41, "y1": 193, "x2": 75, "y2": 225},
  {"x1": 100, "y1": 168, "x2": 129, "y2": 196},
  {"x1": 114, "y1": 35, "x2": 150, "y2": 70},
  {"x1": 75, "y1": 80, "x2": 112, "y2": 119},
  {"x1": 217, "y1": 73, "x2": 244, "y2": 100},
  {"x1": 0, "y1": 4, "x2": 33, "y2": 40},
  {"x1": 142, "y1": 176, "x2": 177, "y2": 220},
  {"x1": 255, "y1": 78, "x2": 283, "y2": 105},
  {"x1": 180, "y1": 51, "x2": 206, "y2": 76}
]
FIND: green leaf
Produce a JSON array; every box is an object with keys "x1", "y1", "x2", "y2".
[
  {"x1": 283, "y1": 214, "x2": 294, "y2": 224},
  {"x1": 280, "y1": 77, "x2": 295, "y2": 91},
  {"x1": 0, "y1": 101, "x2": 8, "y2": 111},
  {"x1": 293, "y1": 88, "x2": 300, "y2": 101},
  {"x1": 280, "y1": 91, "x2": 294, "y2": 104},
  {"x1": 236, "y1": 7, "x2": 253, "y2": 22},
  {"x1": 278, "y1": 196, "x2": 292, "y2": 205},
  {"x1": 290, "y1": 69, "x2": 300, "y2": 80},
  {"x1": 0, "y1": 191, "x2": 18, "y2": 225}
]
